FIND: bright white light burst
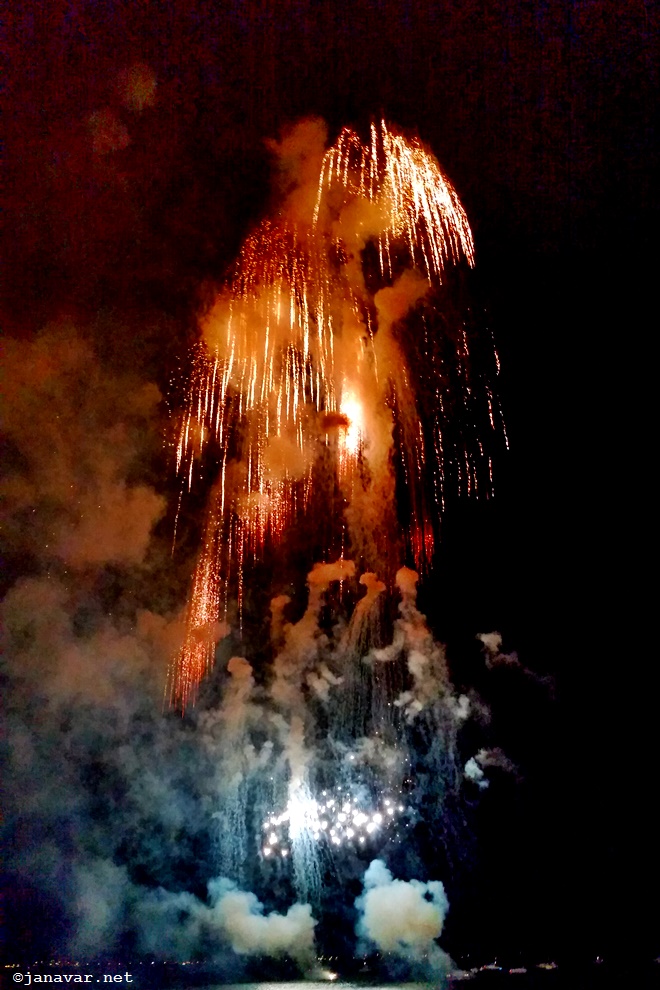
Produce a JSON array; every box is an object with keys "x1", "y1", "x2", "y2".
[{"x1": 261, "y1": 787, "x2": 408, "y2": 858}]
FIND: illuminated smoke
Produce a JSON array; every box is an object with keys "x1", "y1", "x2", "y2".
[
  {"x1": 207, "y1": 880, "x2": 316, "y2": 964},
  {"x1": 200, "y1": 553, "x2": 466, "y2": 931},
  {"x1": 356, "y1": 859, "x2": 451, "y2": 975},
  {"x1": 69, "y1": 858, "x2": 317, "y2": 968},
  {"x1": 171, "y1": 119, "x2": 504, "y2": 710},
  {"x1": 2, "y1": 118, "x2": 509, "y2": 973},
  {"x1": 206, "y1": 656, "x2": 258, "y2": 885},
  {"x1": 465, "y1": 747, "x2": 519, "y2": 790}
]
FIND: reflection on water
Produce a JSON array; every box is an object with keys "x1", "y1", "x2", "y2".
[
  {"x1": 193, "y1": 973, "x2": 659, "y2": 990},
  {"x1": 200, "y1": 985, "x2": 438, "y2": 990}
]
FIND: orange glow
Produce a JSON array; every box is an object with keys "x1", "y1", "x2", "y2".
[{"x1": 169, "y1": 121, "x2": 496, "y2": 710}]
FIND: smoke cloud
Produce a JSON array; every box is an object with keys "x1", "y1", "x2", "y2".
[
  {"x1": 266, "y1": 117, "x2": 329, "y2": 227},
  {"x1": 3, "y1": 327, "x2": 165, "y2": 570},
  {"x1": 133, "y1": 878, "x2": 315, "y2": 964},
  {"x1": 356, "y1": 859, "x2": 452, "y2": 975},
  {"x1": 465, "y1": 747, "x2": 520, "y2": 789},
  {"x1": 2, "y1": 118, "x2": 512, "y2": 976},
  {"x1": 70, "y1": 861, "x2": 315, "y2": 965},
  {"x1": 478, "y1": 631, "x2": 555, "y2": 695},
  {"x1": 208, "y1": 881, "x2": 316, "y2": 962},
  {"x1": 2, "y1": 324, "x2": 318, "y2": 971}
]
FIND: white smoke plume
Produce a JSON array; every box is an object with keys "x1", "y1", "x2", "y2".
[
  {"x1": 208, "y1": 881, "x2": 316, "y2": 963},
  {"x1": 478, "y1": 631, "x2": 555, "y2": 694},
  {"x1": 134, "y1": 879, "x2": 315, "y2": 964},
  {"x1": 373, "y1": 566, "x2": 450, "y2": 719},
  {"x1": 75, "y1": 863, "x2": 316, "y2": 966},
  {"x1": 356, "y1": 859, "x2": 452, "y2": 976},
  {"x1": 342, "y1": 571, "x2": 387, "y2": 657},
  {"x1": 271, "y1": 559, "x2": 355, "y2": 710},
  {"x1": 464, "y1": 756, "x2": 489, "y2": 789},
  {"x1": 465, "y1": 747, "x2": 520, "y2": 789}
]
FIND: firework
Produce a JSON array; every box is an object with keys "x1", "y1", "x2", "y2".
[
  {"x1": 261, "y1": 787, "x2": 408, "y2": 859},
  {"x1": 170, "y1": 121, "x2": 502, "y2": 709}
]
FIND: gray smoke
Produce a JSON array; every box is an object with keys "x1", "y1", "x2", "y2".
[
  {"x1": 1, "y1": 326, "x2": 317, "y2": 970},
  {"x1": 3, "y1": 319, "x2": 500, "y2": 976}
]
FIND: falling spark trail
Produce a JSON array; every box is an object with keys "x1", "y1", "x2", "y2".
[{"x1": 170, "y1": 121, "x2": 502, "y2": 709}]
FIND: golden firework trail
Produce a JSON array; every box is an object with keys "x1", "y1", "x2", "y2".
[{"x1": 170, "y1": 120, "x2": 501, "y2": 710}]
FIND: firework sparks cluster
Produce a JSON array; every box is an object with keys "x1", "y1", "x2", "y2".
[
  {"x1": 314, "y1": 121, "x2": 474, "y2": 276},
  {"x1": 261, "y1": 786, "x2": 408, "y2": 859},
  {"x1": 171, "y1": 120, "x2": 504, "y2": 710}
]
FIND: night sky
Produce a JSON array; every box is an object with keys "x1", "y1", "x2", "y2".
[{"x1": 4, "y1": 0, "x2": 659, "y2": 973}]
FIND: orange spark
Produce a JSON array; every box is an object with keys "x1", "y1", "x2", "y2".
[{"x1": 169, "y1": 121, "x2": 500, "y2": 710}]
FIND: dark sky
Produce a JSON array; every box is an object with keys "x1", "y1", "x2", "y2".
[
  {"x1": 4, "y1": 0, "x2": 659, "y2": 968},
  {"x1": 7, "y1": 0, "x2": 657, "y2": 318}
]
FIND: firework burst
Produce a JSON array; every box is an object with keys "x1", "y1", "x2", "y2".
[{"x1": 170, "y1": 120, "x2": 502, "y2": 709}]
